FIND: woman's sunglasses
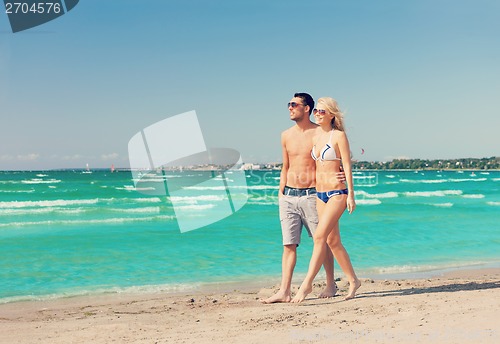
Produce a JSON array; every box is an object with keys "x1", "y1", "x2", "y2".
[{"x1": 313, "y1": 109, "x2": 327, "y2": 115}]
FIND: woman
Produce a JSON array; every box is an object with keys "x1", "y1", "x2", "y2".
[{"x1": 291, "y1": 97, "x2": 361, "y2": 303}]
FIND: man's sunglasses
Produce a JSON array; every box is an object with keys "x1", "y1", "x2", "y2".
[{"x1": 287, "y1": 102, "x2": 304, "y2": 108}]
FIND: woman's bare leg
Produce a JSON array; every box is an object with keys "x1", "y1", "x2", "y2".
[
  {"x1": 291, "y1": 195, "x2": 346, "y2": 303},
  {"x1": 319, "y1": 247, "x2": 337, "y2": 298},
  {"x1": 327, "y1": 223, "x2": 361, "y2": 300}
]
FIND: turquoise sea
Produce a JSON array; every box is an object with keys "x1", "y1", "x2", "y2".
[{"x1": 1, "y1": 169, "x2": 499, "y2": 303}]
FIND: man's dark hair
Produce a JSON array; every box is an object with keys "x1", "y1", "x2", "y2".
[{"x1": 294, "y1": 92, "x2": 314, "y2": 115}]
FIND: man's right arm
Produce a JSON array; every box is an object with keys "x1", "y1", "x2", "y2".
[
  {"x1": 279, "y1": 131, "x2": 289, "y2": 197},
  {"x1": 337, "y1": 165, "x2": 346, "y2": 183}
]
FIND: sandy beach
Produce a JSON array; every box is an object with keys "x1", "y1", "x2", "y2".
[{"x1": 1, "y1": 268, "x2": 499, "y2": 344}]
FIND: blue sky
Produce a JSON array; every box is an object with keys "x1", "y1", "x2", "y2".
[{"x1": 1, "y1": 0, "x2": 499, "y2": 170}]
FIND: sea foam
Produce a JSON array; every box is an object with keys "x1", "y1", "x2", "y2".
[
  {"x1": 0, "y1": 199, "x2": 99, "y2": 209},
  {"x1": 356, "y1": 199, "x2": 382, "y2": 205},
  {"x1": 0, "y1": 215, "x2": 176, "y2": 228},
  {"x1": 462, "y1": 194, "x2": 485, "y2": 199},
  {"x1": 357, "y1": 190, "x2": 398, "y2": 198},
  {"x1": 427, "y1": 202, "x2": 454, "y2": 207},
  {"x1": 403, "y1": 190, "x2": 463, "y2": 197},
  {"x1": 21, "y1": 179, "x2": 61, "y2": 184}
]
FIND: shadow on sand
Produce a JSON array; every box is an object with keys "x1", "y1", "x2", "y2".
[
  {"x1": 359, "y1": 280, "x2": 500, "y2": 299},
  {"x1": 295, "y1": 280, "x2": 500, "y2": 305}
]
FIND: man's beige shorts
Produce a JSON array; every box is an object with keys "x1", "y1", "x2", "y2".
[{"x1": 279, "y1": 194, "x2": 319, "y2": 246}]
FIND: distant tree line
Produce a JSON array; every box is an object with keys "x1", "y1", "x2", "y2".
[{"x1": 353, "y1": 157, "x2": 499, "y2": 170}]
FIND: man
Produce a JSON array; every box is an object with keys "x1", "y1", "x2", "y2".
[{"x1": 261, "y1": 92, "x2": 342, "y2": 304}]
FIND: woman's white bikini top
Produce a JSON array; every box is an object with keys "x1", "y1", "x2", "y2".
[{"x1": 311, "y1": 130, "x2": 341, "y2": 161}]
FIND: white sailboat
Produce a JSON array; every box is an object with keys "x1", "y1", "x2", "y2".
[{"x1": 82, "y1": 163, "x2": 92, "y2": 174}]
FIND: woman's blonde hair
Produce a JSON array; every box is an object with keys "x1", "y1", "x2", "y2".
[{"x1": 317, "y1": 97, "x2": 345, "y2": 131}]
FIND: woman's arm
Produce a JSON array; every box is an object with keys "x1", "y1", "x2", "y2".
[{"x1": 337, "y1": 131, "x2": 356, "y2": 214}]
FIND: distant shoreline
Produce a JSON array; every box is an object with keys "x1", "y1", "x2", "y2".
[
  {"x1": 0, "y1": 156, "x2": 498, "y2": 172},
  {"x1": 353, "y1": 156, "x2": 499, "y2": 170},
  {"x1": 0, "y1": 167, "x2": 499, "y2": 172}
]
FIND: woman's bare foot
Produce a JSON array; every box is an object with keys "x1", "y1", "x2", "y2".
[
  {"x1": 319, "y1": 282, "x2": 338, "y2": 298},
  {"x1": 344, "y1": 279, "x2": 361, "y2": 300},
  {"x1": 290, "y1": 284, "x2": 312, "y2": 303},
  {"x1": 260, "y1": 290, "x2": 291, "y2": 304}
]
